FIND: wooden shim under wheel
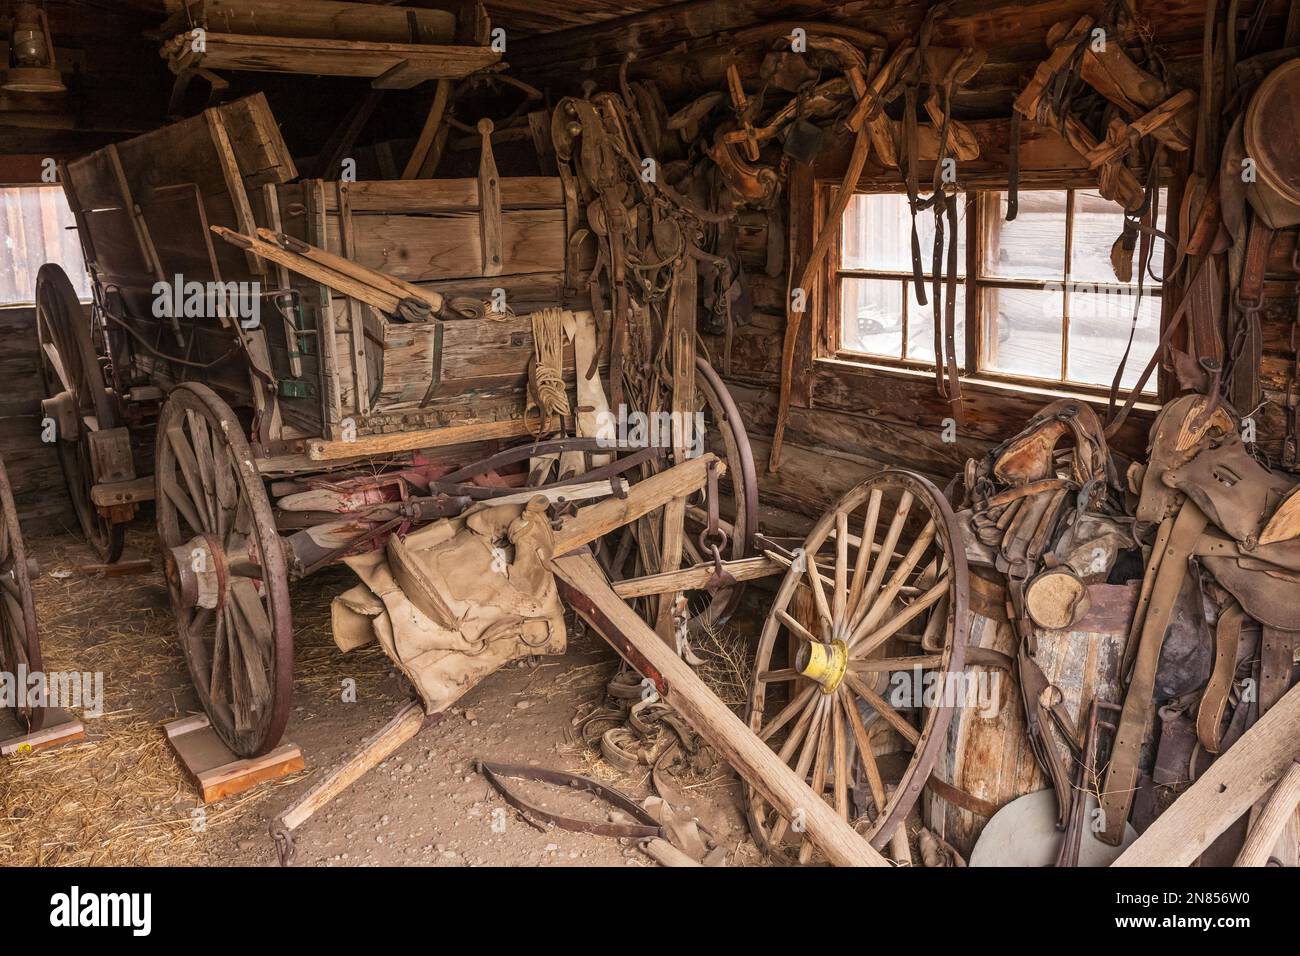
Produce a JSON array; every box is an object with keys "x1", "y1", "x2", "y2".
[{"x1": 165, "y1": 714, "x2": 303, "y2": 804}]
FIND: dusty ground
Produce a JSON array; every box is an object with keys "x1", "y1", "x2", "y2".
[{"x1": 0, "y1": 524, "x2": 760, "y2": 867}]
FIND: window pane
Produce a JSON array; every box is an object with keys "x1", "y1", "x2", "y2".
[
  {"x1": 1070, "y1": 188, "x2": 1168, "y2": 284},
  {"x1": 981, "y1": 190, "x2": 1067, "y2": 280},
  {"x1": 841, "y1": 277, "x2": 903, "y2": 357},
  {"x1": 842, "y1": 192, "x2": 966, "y2": 276},
  {"x1": 907, "y1": 281, "x2": 966, "y2": 366},
  {"x1": 0, "y1": 185, "x2": 92, "y2": 306},
  {"x1": 981, "y1": 286, "x2": 1063, "y2": 379},
  {"x1": 1067, "y1": 287, "x2": 1161, "y2": 392}
]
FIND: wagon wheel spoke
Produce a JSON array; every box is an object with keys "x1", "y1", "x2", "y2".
[
  {"x1": 775, "y1": 608, "x2": 819, "y2": 645},
  {"x1": 843, "y1": 690, "x2": 888, "y2": 815},
  {"x1": 804, "y1": 552, "x2": 833, "y2": 639},
  {"x1": 848, "y1": 491, "x2": 913, "y2": 631},
  {"x1": 755, "y1": 667, "x2": 799, "y2": 683},
  {"x1": 832, "y1": 511, "x2": 849, "y2": 630},
  {"x1": 850, "y1": 573, "x2": 950, "y2": 661},
  {"x1": 769, "y1": 696, "x2": 828, "y2": 847},
  {"x1": 796, "y1": 699, "x2": 836, "y2": 864},
  {"x1": 831, "y1": 696, "x2": 850, "y2": 822},
  {"x1": 186, "y1": 410, "x2": 219, "y2": 531},
  {"x1": 846, "y1": 488, "x2": 882, "y2": 618},
  {"x1": 848, "y1": 654, "x2": 944, "y2": 673},
  {"x1": 757, "y1": 682, "x2": 817, "y2": 742},
  {"x1": 843, "y1": 669, "x2": 920, "y2": 748}
]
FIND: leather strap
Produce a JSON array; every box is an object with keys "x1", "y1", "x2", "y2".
[
  {"x1": 1098, "y1": 500, "x2": 1208, "y2": 845},
  {"x1": 1107, "y1": 258, "x2": 1219, "y2": 437},
  {"x1": 1196, "y1": 600, "x2": 1244, "y2": 753},
  {"x1": 1260, "y1": 626, "x2": 1299, "y2": 715}
]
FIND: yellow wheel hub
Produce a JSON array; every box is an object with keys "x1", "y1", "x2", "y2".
[{"x1": 798, "y1": 639, "x2": 848, "y2": 694}]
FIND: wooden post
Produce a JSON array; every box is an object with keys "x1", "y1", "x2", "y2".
[
  {"x1": 551, "y1": 551, "x2": 887, "y2": 867},
  {"x1": 654, "y1": 254, "x2": 698, "y2": 642}
]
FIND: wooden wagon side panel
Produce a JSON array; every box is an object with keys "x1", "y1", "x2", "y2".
[{"x1": 277, "y1": 175, "x2": 594, "y2": 436}]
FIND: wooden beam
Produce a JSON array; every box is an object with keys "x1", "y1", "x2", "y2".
[
  {"x1": 1113, "y1": 682, "x2": 1300, "y2": 867},
  {"x1": 613, "y1": 555, "x2": 782, "y2": 598},
  {"x1": 551, "y1": 551, "x2": 886, "y2": 868},
  {"x1": 551, "y1": 453, "x2": 720, "y2": 555},
  {"x1": 306, "y1": 417, "x2": 532, "y2": 460}
]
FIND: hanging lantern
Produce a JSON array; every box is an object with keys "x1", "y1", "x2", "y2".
[{"x1": 4, "y1": 2, "x2": 64, "y2": 93}]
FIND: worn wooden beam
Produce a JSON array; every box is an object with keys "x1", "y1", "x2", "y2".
[
  {"x1": 306, "y1": 417, "x2": 532, "y2": 460},
  {"x1": 551, "y1": 453, "x2": 720, "y2": 555},
  {"x1": 613, "y1": 555, "x2": 782, "y2": 598}
]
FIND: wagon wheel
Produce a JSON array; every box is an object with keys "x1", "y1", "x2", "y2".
[
  {"x1": 156, "y1": 383, "x2": 293, "y2": 758},
  {"x1": 745, "y1": 470, "x2": 969, "y2": 861},
  {"x1": 34, "y1": 263, "x2": 124, "y2": 563},
  {"x1": 0, "y1": 456, "x2": 45, "y2": 733},
  {"x1": 602, "y1": 356, "x2": 759, "y2": 636}
]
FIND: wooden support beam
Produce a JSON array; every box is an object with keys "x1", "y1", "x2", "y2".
[
  {"x1": 613, "y1": 555, "x2": 782, "y2": 598},
  {"x1": 306, "y1": 417, "x2": 532, "y2": 460},
  {"x1": 551, "y1": 551, "x2": 886, "y2": 868},
  {"x1": 1114, "y1": 682, "x2": 1300, "y2": 866},
  {"x1": 205, "y1": 109, "x2": 265, "y2": 276},
  {"x1": 551, "y1": 453, "x2": 720, "y2": 555}
]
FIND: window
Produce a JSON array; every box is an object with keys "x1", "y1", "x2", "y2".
[
  {"x1": 0, "y1": 185, "x2": 92, "y2": 307},
  {"x1": 833, "y1": 187, "x2": 1164, "y2": 394}
]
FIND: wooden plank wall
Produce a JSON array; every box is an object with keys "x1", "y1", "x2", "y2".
[{"x1": 0, "y1": 306, "x2": 75, "y2": 537}]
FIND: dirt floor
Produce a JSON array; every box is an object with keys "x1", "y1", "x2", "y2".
[{"x1": 0, "y1": 524, "x2": 763, "y2": 867}]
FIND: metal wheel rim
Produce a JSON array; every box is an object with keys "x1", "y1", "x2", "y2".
[
  {"x1": 601, "y1": 359, "x2": 759, "y2": 634},
  {"x1": 155, "y1": 383, "x2": 293, "y2": 757},
  {"x1": 0, "y1": 457, "x2": 44, "y2": 732}
]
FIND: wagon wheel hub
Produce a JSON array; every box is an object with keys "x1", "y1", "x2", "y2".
[
  {"x1": 797, "y1": 639, "x2": 848, "y2": 694},
  {"x1": 165, "y1": 533, "x2": 232, "y2": 611}
]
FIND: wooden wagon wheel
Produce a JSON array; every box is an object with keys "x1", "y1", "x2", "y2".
[
  {"x1": 601, "y1": 357, "x2": 759, "y2": 636},
  {"x1": 0, "y1": 455, "x2": 45, "y2": 733},
  {"x1": 744, "y1": 469, "x2": 970, "y2": 861},
  {"x1": 156, "y1": 383, "x2": 293, "y2": 758},
  {"x1": 34, "y1": 263, "x2": 124, "y2": 563}
]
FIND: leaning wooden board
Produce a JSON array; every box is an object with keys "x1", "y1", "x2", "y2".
[{"x1": 1114, "y1": 679, "x2": 1300, "y2": 866}]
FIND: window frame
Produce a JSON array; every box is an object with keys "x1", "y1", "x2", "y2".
[{"x1": 822, "y1": 183, "x2": 1163, "y2": 399}]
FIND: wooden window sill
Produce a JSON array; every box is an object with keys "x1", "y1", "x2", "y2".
[{"x1": 816, "y1": 355, "x2": 1162, "y2": 417}]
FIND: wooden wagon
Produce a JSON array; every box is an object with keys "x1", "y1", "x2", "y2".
[
  {"x1": 35, "y1": 92, "x2": 760, "y2": 760},
  {"x1": 34, "y1": 89, "x2": 978, "y2": 868}
]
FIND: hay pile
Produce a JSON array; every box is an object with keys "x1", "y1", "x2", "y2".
[{"x1": 0, "y1": 528, "x2": 389, "y2": 866}]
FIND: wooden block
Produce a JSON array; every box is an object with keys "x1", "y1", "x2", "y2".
[
  {"x1": 1, "y1": 709, "x2": 85, "y2": 756},
  {"x1": 164, "y1": 715, "x2": 304, "y2": 804},
  {"x1": 90, "y1": 476, "x2": 156, "y2": 507}
]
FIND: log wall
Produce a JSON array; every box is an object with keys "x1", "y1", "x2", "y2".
[{"x1": 0, "y1": 306, "x2": 76, "y2": 537}]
